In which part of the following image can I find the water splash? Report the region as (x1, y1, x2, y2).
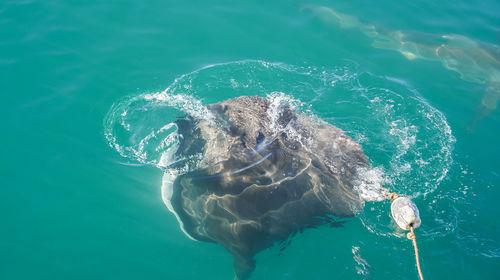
(104, 91, 215, 173)
(103, 60, 455, 236)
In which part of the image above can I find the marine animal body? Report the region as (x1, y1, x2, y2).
(300, 4, 500, 128)
(162, 96, 369, 279)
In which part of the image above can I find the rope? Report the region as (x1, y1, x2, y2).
(388, 192, 399, 201)
(408, 225, 424, 280)
(388, 192, 424, 280)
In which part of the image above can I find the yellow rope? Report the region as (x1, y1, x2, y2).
(388, 192, 399, 201)
(407, 225, 424, 280)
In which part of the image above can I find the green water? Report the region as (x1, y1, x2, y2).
(1, 1, 499, 279)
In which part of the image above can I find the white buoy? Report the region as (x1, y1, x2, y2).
(390, 197, 421, 230)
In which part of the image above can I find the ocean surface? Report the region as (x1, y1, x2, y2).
(1, 1, 500, 279)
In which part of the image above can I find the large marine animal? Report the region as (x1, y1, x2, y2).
(162, 96, 371, 279)
(300, 4, 500, 129)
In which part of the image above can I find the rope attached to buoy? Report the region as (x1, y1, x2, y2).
(407, 225, 424, 280)
(388, 192, 424, 280)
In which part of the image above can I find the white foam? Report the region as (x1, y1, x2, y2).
(143, 92, 215, 125)
(354, 167, 388, 201)
(103, 90, 213, 169)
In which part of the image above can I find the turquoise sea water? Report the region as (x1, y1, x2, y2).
(2, 1, 500, 279)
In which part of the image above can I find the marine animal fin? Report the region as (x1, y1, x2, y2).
(233, 256, 255, 280)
